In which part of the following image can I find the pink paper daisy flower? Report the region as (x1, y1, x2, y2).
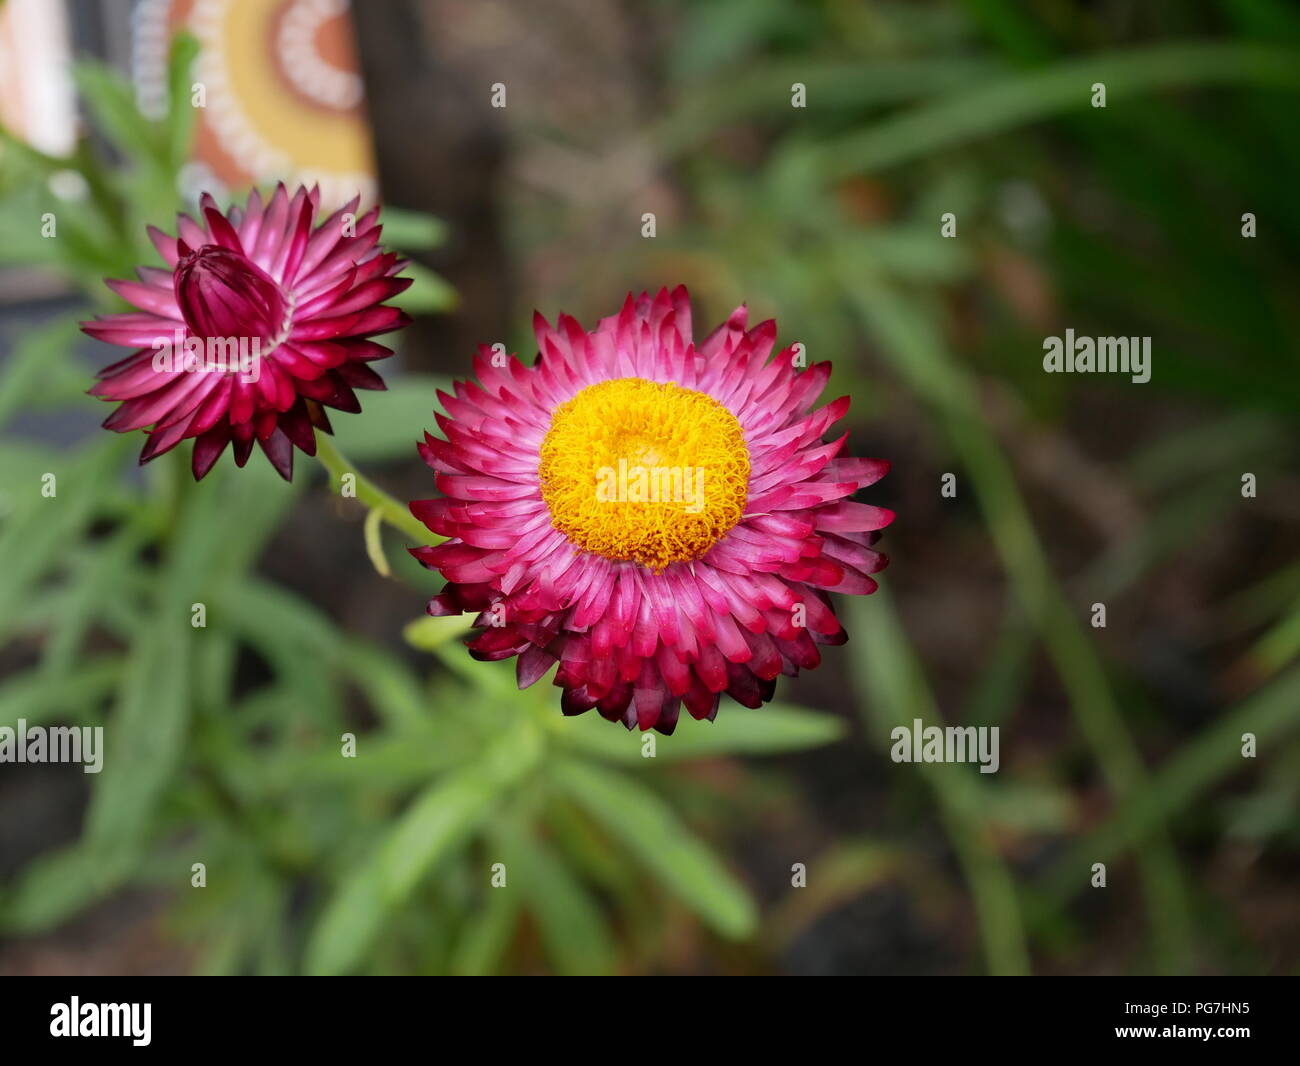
(411, 287, 893, 734)
(81, 184, 412, 480)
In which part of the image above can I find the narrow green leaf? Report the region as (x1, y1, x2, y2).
(326, 374, 448, 461)
(83, 457, 237, 858)
(0, 657, 122, 730)
(403, 613, 475, 652)
(72, 61, 166, 171)
(398, 261, 458, 315)
(553, 759, 757, 939)
(845, 592, 1032, 976)
(496, 825, 616, 975)
(0, 316, 83, 430)
(558, 701, 844, 763)
(165, 32, 201, 169)
(816, 43, 1300, 178)
(448, 891, 518, 976)
(0, 436, 133, 642)
(1248, 591, 1300, 675)
(304, 767, 501, 975)
(338, 639, 433, 730)
(0, 844, 131, 934)
(1040, 662, 1300, 902)
(380, 206, 449, 250)
(82, 596, 189, 855)
(305, 730, 541, 974)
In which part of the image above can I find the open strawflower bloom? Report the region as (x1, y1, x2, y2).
(81, 183, 411, 481)
(410, 287, 893, 733)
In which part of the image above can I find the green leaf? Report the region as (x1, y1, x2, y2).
(558, 701, 844, 763)
(72, 61, 166, 172)
(553, 759, 757, 939)
(40, 519, 152, 675)
(304, 767, 500, 975)
(0, 657, 122, 730)
(398, 261, 458, 315)
(304, 729, 542, 974)
(337, 639, 433, 730)
(327, 373, 448, 461)
(496, 824, 616, 975)
(217, 578, 343, 727)
(1248, 591, 1300, 675)
(656, 57, 996, 157)
(403, 613, 475, 652)
(0, 844, 131, 934)
(219, 579, 339, 658)
(448, 890, 518, 976)
(1039, 661, 1300, 902)
(0, 442, 62, 520)
(165, 32, 201, 169)
(0, 315, 84, 430)
(83, 458, 240, 859)
(380, 206, 448, 250)
(844, 592, 1032, 976)
(82, 590, 189, 856)
(0, 436, 133, 640)
(815, 42, 1300, 179)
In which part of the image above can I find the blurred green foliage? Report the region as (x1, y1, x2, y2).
(2, 1, 1299, 976)
(625, 0, 1300, 974)
(0, 31, 842, 976)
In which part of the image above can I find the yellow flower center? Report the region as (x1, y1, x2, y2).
(538, 377, 750, 570)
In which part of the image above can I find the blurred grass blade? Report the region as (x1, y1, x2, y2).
(403, 613, 475, 652)
(0, 316, 84, 431)
(82, 465, 232, 857)
(165, 32, 200, 169)
(378, 206, 449, 250)
(1245, 592, 1300, 676)
(449, 891, 519, 977)
(1039, 662, 1300, 904)
(0, 657, 121, 731)
(0, 436, 134, 646)
(305, 766, 501, 975)
(558, 701, 844, 762)
(838, 264, 1194, 973)
(553, 758, 757, 939)
(397, 262, 458, 315)
(0, 844, 132, 934)
(326, 373, 447, 462)
(495, 823, 617, 975)
(845, 592, 1032, 976)
(818, 42, 1300, 178)
(305, 729, 541, 975)
(72, 61, 167, 173)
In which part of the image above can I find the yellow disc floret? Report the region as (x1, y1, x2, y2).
(538, 377, 750, 569)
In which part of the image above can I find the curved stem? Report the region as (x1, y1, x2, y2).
(313, 431, 438, 546)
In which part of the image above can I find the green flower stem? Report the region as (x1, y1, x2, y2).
(313, 431, 439, 547)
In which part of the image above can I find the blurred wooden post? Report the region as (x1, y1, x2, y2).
(350, 0, 514, 374)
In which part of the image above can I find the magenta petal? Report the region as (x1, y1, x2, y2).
(258, 428, 294, 481)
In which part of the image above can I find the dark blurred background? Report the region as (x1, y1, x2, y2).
(0, 0, 1297, 976)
